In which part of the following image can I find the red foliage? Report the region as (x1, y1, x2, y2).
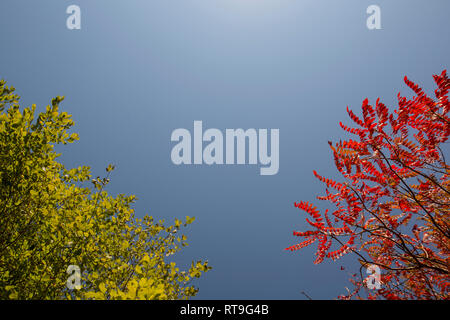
(287, 70, 450, 299)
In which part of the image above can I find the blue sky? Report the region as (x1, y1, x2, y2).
(0, 0, 448, 299)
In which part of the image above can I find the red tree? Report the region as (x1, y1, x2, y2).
(287, 70, 450, 299)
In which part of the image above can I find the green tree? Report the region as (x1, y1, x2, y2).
(0, 79, 211, 300)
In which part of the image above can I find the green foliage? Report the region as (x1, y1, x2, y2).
(0, 79, 211, 300)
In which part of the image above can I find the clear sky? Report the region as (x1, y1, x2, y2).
(0, 0, 448, 299)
